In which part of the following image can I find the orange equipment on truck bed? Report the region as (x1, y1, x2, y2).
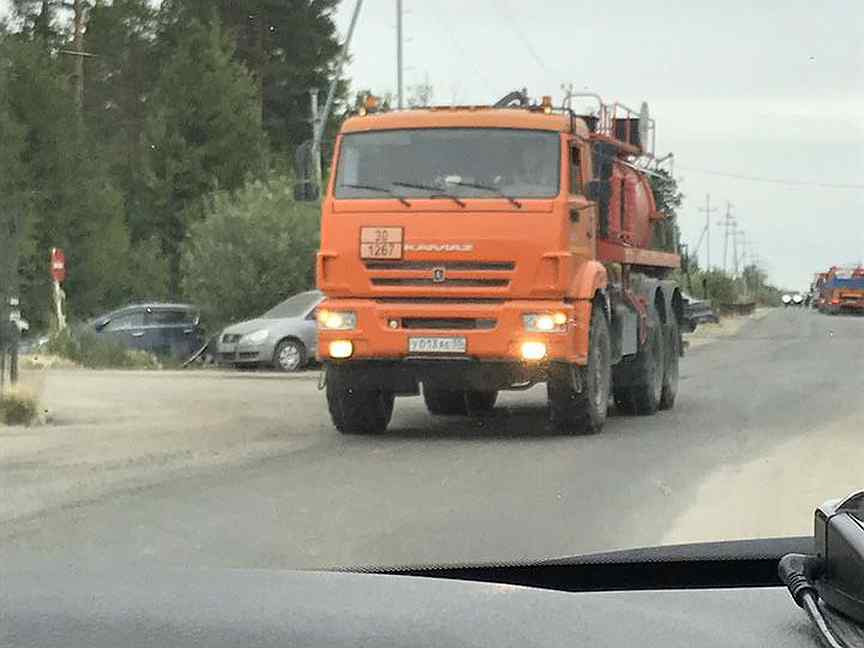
(308, 89, 683, 435)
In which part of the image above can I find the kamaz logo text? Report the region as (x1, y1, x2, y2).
(403, 243, 474, 252)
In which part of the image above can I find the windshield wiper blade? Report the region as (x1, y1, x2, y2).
(339, 183, 411, 207)
(446, 181, 522, 208)
(391, 181, 466, 207)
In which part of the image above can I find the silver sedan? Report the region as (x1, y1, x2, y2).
(217, 291, 323, 372)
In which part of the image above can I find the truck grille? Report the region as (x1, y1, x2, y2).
(372, 278, 508, 288)
(364, 260, 515, 271)
(366, 260, 514, 290)
(401, 318, 496, 330)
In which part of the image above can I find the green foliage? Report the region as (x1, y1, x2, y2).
(10, 0, 63, 44)
(47, 328, 160, 369)
(680, 263, 782, 308)
(181, 175, 319, 330)
(0, 390, 39, 426)
(0, 36, 132, 330)
(159, 0, 344, 152)
(648, 168, 683, 253)
(2, 1, 347, 331)
(82, 0, 158, 242)
(144, 19, 267, 292)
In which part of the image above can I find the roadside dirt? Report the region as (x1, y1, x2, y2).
(0, 369, 322, 523)
(683, 308, 772, 350)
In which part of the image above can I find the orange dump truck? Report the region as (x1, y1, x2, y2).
(819, 266, 864, 314)
(312, 90, 683, 435)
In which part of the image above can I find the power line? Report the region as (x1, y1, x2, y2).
(697, 194, 718, 271)
(491, 0, 550, 74)
(678, 165, 864, 190)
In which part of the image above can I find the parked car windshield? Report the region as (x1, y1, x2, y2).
(261, 292, 321, 319)
(335, 128, 561, 199)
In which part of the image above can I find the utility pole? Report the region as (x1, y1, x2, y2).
(308, 88, 321, 191)
(396, 0, 404, 109)
(717, 201, 735, 274)
(734, 229, 747, 276)
(311, 0, 363, 197)
(0, 207, 23, 392)
(60, 0, 96, 117)
(697, 194, 718, 271)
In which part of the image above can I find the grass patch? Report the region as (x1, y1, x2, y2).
(47, 329, 161, 370)
(0, 389, 39, 426)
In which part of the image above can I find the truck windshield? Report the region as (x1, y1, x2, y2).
(829, 277, 864, 290)
(335, 128, 560, 200)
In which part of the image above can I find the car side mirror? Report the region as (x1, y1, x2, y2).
(95, 319, 109, 331)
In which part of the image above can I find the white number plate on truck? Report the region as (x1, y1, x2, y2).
(408, 337, 467, 353)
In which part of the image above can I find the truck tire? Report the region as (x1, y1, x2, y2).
(659, 317, 680, 410)
(424, 388, 468, 415)
(326, 366, 394, 434)
(548, 306, 610, 434)
(614, 305, 664, 416)
(465, 390, 498, 415)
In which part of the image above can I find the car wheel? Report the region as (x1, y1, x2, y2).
(273, 339, 306, 372)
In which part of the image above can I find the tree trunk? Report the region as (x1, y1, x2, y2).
(71, 0, 85, 114)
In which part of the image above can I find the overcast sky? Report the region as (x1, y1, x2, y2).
(2, 0, 861, 288)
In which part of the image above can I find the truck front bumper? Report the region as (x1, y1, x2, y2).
(317, 298, 591, 366)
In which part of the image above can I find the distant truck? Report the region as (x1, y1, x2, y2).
(310, 90, 683, 435)
(818, 266, 864, 314)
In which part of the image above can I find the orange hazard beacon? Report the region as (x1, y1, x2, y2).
(312, 88, 683, 435)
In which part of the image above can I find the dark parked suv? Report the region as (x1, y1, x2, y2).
(90, 303, 204, 360)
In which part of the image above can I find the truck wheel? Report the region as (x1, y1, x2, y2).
(326, 366, 394, 435)
(423, 388, 468, 415)
(548, 306, 610, 434)
(465, 390, 498, 415)
(659, 317, 680, 410)
(616, 306, 664, 416)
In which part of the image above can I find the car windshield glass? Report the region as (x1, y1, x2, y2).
(2, 0, 861, 581)
(335, 128, 560, 200)
(261, 292, 321, 319)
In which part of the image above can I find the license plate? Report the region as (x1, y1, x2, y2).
(408, 337, 467, 354)
(360, 226, 403, 259)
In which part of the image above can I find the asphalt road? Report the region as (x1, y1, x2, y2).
(1, 308, 862, 570)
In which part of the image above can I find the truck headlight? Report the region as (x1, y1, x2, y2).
(317, 310, 357, 330)
(523, 312, 567, 332)
(520, 341, 548, 360)
(241, 329, 270, 344)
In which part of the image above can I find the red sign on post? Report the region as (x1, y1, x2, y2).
(51, 247, 66, 283)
